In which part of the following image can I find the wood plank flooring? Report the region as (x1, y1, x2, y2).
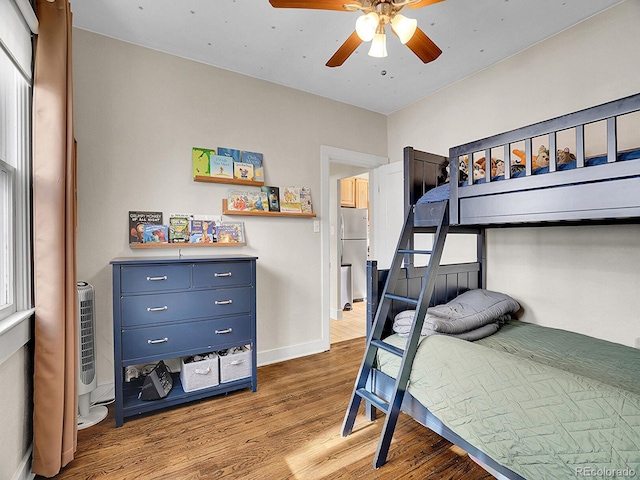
(42, 338, 492, 480)
(330, 301, 366, 344)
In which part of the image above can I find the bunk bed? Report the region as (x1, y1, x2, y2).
(349, 93, 640, 480)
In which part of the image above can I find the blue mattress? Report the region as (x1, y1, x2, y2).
(417, 148, 640, 204)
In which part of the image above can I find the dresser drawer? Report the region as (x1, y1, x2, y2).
(193, 261, 252, 288)
(121, 315, 252, 361)
(120, 287, 252, 327)
(121, 264, 190, 293)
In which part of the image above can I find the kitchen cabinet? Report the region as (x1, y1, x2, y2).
(341, 177, 368, 209)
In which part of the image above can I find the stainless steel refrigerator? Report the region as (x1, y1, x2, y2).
(340, 207, 368, 302)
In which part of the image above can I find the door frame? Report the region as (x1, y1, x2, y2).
(320, 145, 388, 351)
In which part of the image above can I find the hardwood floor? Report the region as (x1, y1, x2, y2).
(330, 301, 366, 344)
(43, 339, 493, 480)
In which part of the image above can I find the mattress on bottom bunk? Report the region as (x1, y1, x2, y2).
(377, 322, 640, 480)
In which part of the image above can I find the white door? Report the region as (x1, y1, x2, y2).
(371, 161, 404, 270)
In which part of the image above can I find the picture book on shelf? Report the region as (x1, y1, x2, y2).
(241, 151, 264, 182)
(217, 147, 240, 162)
(261, 186, 280, 212)
(190, 215, 222, 243)
(222, 222, 245, 243)
(192, 147, 215, 177)
(228, 190, 249, 211)
(300, 187, 313, 214)
(189, 219, 215, 243)
(233, 162, 254, 181)
(209, 155, 234, 179)
(169, 213, 192, 243)
(129, 211, 163, 244)
(247, 191, 268, 211)
(216, 222, 245, 244)
(280, 187, 302, 213)
(143, 224, 169, 243)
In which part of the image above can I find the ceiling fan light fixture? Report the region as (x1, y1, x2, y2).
(391, 13, 418, 44)
(355, 12, 379, 42)
(368, 30, 387, 58)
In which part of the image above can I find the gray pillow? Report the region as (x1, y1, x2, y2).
(424, 289, 519, 334)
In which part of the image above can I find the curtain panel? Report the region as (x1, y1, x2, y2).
(32, 0, 78, 476)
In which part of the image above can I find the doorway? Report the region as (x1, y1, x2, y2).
(320, 146, 388, 351)
(332, 173, 369, 344)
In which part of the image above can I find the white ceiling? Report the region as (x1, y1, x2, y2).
(70, 0, 623, 115)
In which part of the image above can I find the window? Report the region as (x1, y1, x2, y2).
(0, 0, 34, 360)
(0, 160, 15, 320)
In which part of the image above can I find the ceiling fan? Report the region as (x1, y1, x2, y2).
(268, 0, 445, 67)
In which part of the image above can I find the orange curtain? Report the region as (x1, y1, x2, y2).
(32, 0, 78, 476)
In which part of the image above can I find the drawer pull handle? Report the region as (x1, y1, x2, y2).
(195, 367, 211, 375)
(215, 300, 233, 305)
(214, 272, 232, 277)
(215, 328, 233, 335)
(146, 276, 168, 281)
(147, 306, 168, 312)
(147, 337, 168, 344)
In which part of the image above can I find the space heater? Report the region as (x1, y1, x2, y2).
(76, 281, 108, 429)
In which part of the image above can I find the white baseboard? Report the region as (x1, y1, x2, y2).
(11, 444, 34, 480)
(330, 308, 343, 320)
(257, 338, 329, 367)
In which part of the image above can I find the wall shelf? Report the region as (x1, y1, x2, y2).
(130, 241, 245, 249)
(194, 175, 264, 187)
(222, 199, 315, 217)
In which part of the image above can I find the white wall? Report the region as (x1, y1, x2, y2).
(0, 348, 32, 480)
(387, 0, 640, 346)
(73, 29, 387, 386)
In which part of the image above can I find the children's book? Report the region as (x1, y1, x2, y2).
(216, 223, 244, 244)
(280, 187, 302, 213)
(189, 219, 215, 244)
(228, 190, 249, 211)
(129, 211, 163, 244)
(169, 213, 191, 243)
(192, 147, 215, 177)
(209, 155, 234, 178)
(299, 187, 313, 214)
(241, 151, 264, 182)
(233, 162, 254, 181)
(143, 224, 169, 243)
(261, 186, 280, 212)
(246, 191, 268, 212)
(217, 148, 241, 162)
(222, 222, 245, 243)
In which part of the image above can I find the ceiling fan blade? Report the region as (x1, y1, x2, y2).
(407, 0, 446, 9)
(405, 27, 442, 64)
(326, 31, 362, 67)
(269, 0, 357, 10)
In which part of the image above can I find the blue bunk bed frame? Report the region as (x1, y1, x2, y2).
(366, 92, 640, 479)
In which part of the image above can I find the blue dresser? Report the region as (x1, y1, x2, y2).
(111, 255, 258, 427)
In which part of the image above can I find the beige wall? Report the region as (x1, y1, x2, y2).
(0, 347, 32, 480)
(73, 29, 387, 386)
(387, 0, 640, 346)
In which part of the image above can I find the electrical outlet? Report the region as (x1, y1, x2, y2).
(635, 338, 640, 349)
(313, 220, 320, 233)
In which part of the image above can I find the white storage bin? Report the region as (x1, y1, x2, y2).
(219, 347, 251, 383)
(180, 353, 219, 392)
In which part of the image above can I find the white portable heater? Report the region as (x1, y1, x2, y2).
(76, 281, 107, 429)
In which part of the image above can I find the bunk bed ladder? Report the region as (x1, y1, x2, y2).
(341, 199, 450, 469)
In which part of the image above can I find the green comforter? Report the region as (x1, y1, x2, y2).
(377, 321, 640, 480)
